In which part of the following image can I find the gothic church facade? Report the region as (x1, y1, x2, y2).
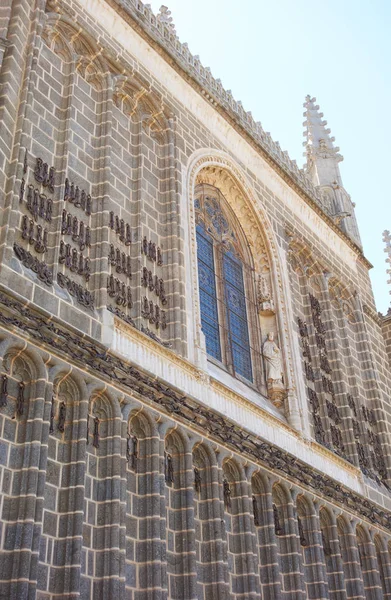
(0, 1, 391, 599)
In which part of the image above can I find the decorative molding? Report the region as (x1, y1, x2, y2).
(0, 289, 389, 532)
(44, 4, 370, 264)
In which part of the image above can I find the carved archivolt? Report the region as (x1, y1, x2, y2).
(186, 149, 298, 400)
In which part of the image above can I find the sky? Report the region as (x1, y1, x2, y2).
(149, 0, 391, 313)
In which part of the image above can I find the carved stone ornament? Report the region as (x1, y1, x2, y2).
(262, 332, 285, 408)
(1, 290, 391, 528)
(258, 273, 275, 315)
(57, 272, 94, 309)
(13, 243, 53, 285)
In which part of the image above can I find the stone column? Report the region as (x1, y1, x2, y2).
(251, 473, 282, 600)
(319, 508, 347, 600)
(337, 517, 365, 600)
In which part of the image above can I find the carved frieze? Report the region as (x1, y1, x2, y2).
(61, 210, 91, 250)
(64, 179, 91, 215)
(1, 291, 391, 530)
(21, 217, 48, 254)
(59, 242, 90, 281)
(26, 185, 52, 222)
(57, 272, 94, 309)
(34, 157, 55, 193)
(108, 245, 132, 279)
(13, 243, 53, 285)
(107, 274, 133, 309)
(109, 212, 131, 245)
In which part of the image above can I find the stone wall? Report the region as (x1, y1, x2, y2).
(0, 0, 391, 598)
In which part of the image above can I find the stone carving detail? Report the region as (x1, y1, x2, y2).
(273, 504, 283, 536)
(16, 381, 25, 416)
(57, 401, 66, 432)
(61, 210, 91, 250)
(92, 416, 100, 448)
(34, 157, 55, 193)
(305, 362, 315, 382)
(142, 237, 163, 265)
(13, 243, 53, 285)
(223, 477, 231, 509)
(23, 148, 28, 175)
(59, 242, 90, 281)
(21, 217, 48, 254)
(262, 332, 285, 408)
(252, 495, 260, 526)
(258, 273, 274, 314)
(140, 325, 171, 348)
(127, 434, 138, 470)
(141, 297, 166, 330)
(107, 305, 136, 328)
(57, 272, 94, 309)
(2, 291, 391, 528)
(347, 394, 357, 416)
(107, 275, 133, 309)
(26, 185, 52, 222)
(109, 212, 131, 245)
(64, 179, 91, 215)
(331, 425, 345, 455)
(164, 451, 174, 484)
(108, 245, 132, 278)
(141, 268, 167, 304)
(0, 375, 8, 407)
(298, 516, 307, 546)
(194, 467, 201, 493)
(19, 178, 25, 203)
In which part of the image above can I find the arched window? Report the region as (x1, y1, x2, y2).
(195, 184, 254, 382)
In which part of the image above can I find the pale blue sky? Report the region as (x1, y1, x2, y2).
(149, 0, 391, 313)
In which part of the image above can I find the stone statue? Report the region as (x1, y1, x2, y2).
(262, 332, 283, 385)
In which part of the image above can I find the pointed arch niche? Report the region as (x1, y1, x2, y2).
(186, 151, 301, 425)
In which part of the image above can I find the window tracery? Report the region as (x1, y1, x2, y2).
(194, 184, 254, 383)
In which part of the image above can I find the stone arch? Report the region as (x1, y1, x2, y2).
(297, 495, 329, 599)
(337, 516, 366, 599)
(164, 427, 197, 599)
(113, 74, 170, 144)
(186, 149, 302, 428)
(192, 442, 229, 599)
(38, 369, 88, 598)
(0, 343, 48, 598)
(319, 506, 346, 599)
(272, 483, 306, 598)
(222, 458, 260, 599)
(124, 408, 165, 596)
(251, 472, 282, 599)
(43, 13, 110, 88)
(81, 389, 125, 598)
(374, 534, 391, 597)
(356, 524, 383, 600)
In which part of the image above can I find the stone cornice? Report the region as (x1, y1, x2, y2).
(101, 0, 371, 268)
(1, 287, 390, 532)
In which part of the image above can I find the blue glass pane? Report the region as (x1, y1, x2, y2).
(200, 318, 221, 360)
(223, 253, 252, 381)
(197, 227, 221, 362)
(232, 343, 252, 381)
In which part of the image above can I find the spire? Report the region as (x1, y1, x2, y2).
(302, 95, 343, 187)
(302, 95, 362, 248)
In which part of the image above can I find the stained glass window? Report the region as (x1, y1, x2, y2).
(196, 224, 221, 361)
(223, 252, 252, 381)
(195, 184, 253, 383)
